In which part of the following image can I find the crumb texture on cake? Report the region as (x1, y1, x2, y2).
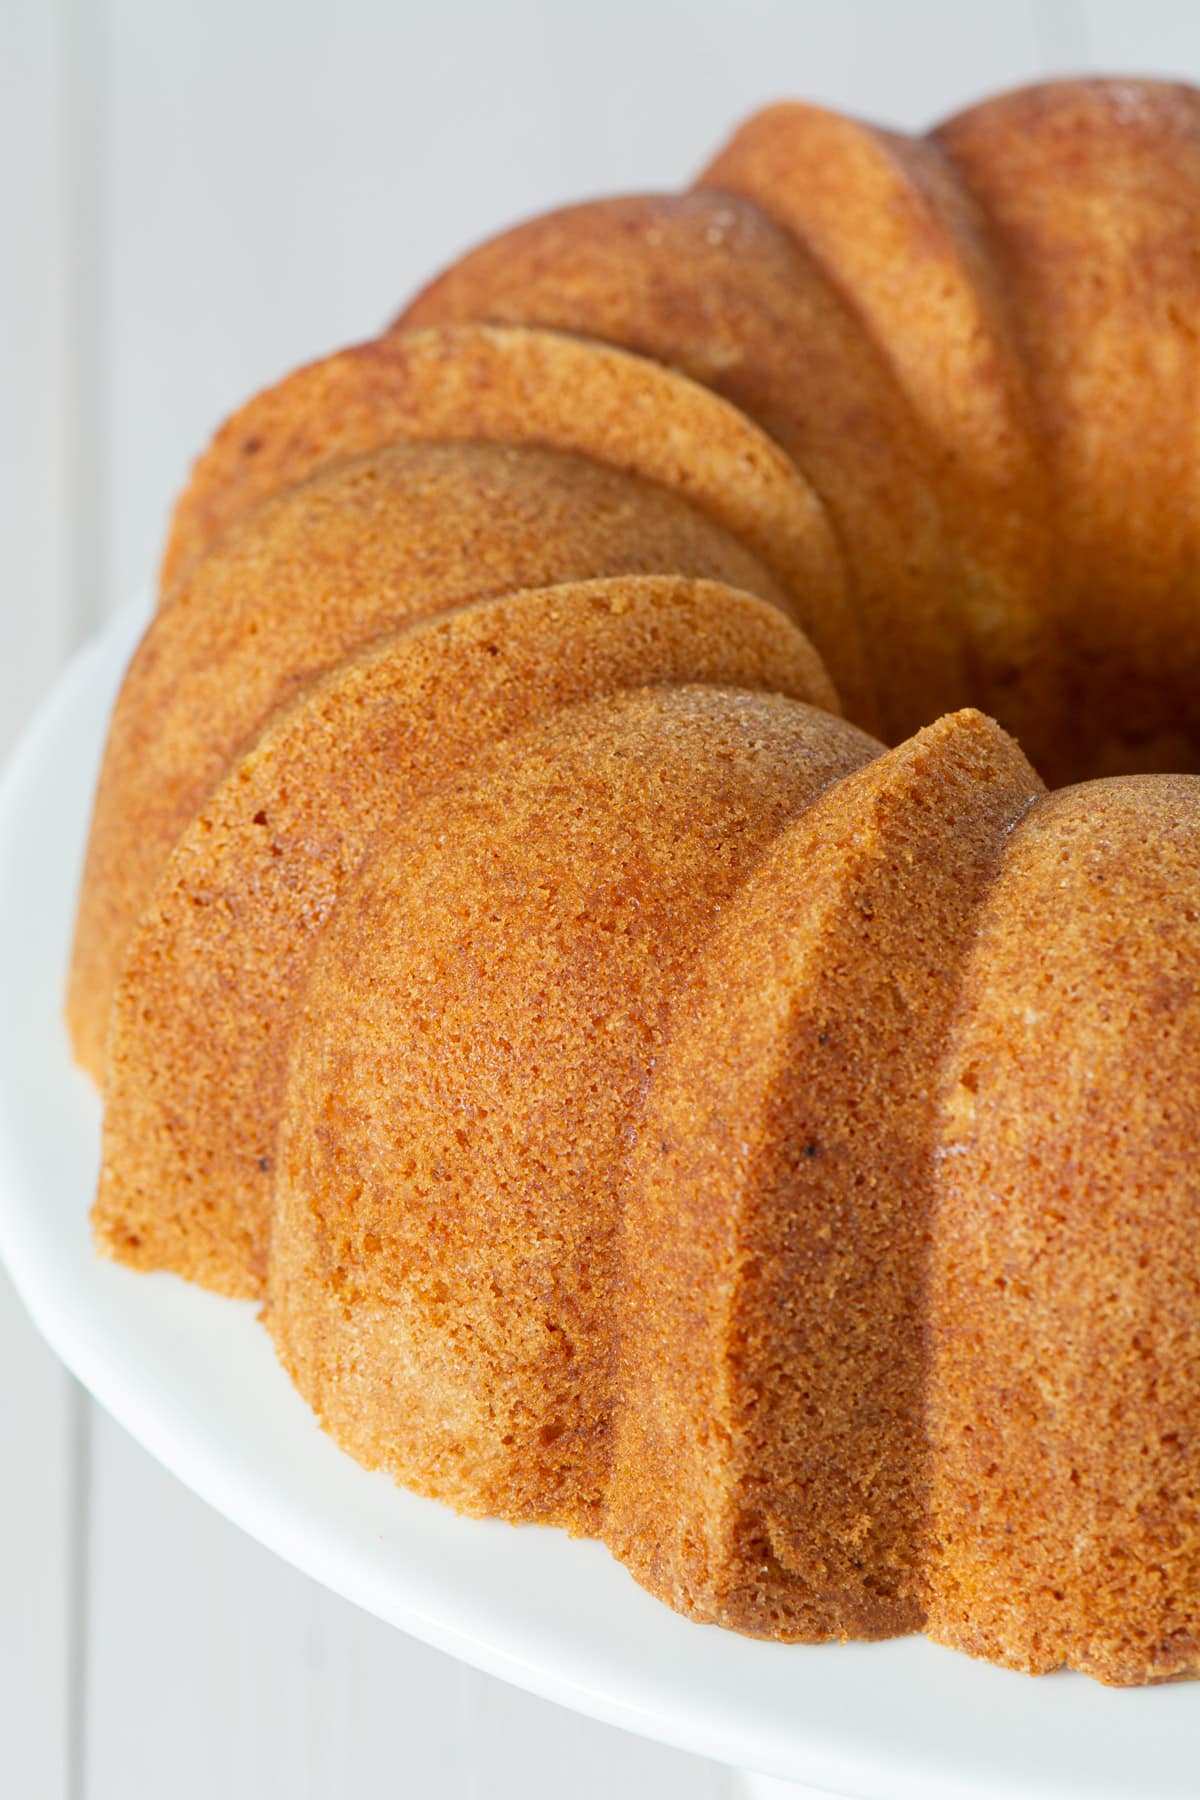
(71, 77, 1200, 1686)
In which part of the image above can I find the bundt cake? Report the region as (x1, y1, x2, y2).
(69, 76, 1200, 1687)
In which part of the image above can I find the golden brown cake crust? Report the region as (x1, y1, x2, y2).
(158, 325, 865, 722)
(66, 440, 797, 1082)
(927, 773, 1200, 1684)
(399, 191, 967, 747)
(267, 689, 879, 1530)
(95, 577, 836, 1296)
(934, 79, 1200, 778)
(698, 100, 1063, 774)
(607, 710, 1042, 1643)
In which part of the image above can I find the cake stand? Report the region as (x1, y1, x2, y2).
(0, 597, 1196, 1800)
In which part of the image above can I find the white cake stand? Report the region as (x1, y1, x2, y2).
(0, 598, 1196, 1800)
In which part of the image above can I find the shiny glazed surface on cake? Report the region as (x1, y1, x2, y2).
(70, 77, 1200, 1686)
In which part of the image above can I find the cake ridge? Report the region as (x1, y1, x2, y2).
(95, 575, 837, 1295)
(926, 771, 1200, 1683)
(606, 708, 1043, 1643)
(697, 93, 1056, 758)
(266, 685, 879, 1527)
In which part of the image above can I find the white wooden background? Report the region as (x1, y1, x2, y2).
(4, 4, 1200, 1796)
